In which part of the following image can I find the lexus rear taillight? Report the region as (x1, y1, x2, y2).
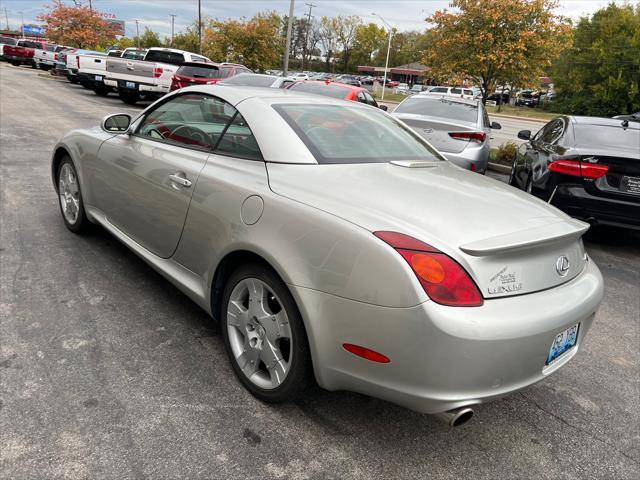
(374, 231, 483, 307)
(448, 131, 486, 143)
(153, 66, 163, 78)
(548, 159, 608, 179)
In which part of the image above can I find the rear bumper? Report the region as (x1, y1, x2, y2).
(291, 257, 603, 414)
(550, 183, 640, 230)
(4, 55, 33, 64)
(442, 144, 489, 174)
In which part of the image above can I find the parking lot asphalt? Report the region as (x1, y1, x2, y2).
(1, 63, 639, 480)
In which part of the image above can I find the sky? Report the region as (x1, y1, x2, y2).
(1, 0, 637, 39)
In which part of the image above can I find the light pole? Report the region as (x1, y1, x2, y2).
(170, 14, 176, 46)
(134, 19, 140, 46)
(19, 11, 24, 37)
(283, 0, 295, 77)
(198, 0, 202, 55)
(373, 12, 393, 101)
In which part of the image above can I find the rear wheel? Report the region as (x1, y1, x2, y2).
(67, 75, 78, 84)
(93, 84, 111, 97)
(57, 157, 90, 234)
(10, 61, 20, 67)
(221, 264, 312, 403)
(118, 89, 140, 105)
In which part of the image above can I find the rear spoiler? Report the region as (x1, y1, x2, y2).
(459, 219, 589, 256)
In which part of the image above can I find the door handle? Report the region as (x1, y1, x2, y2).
(169, 173, 192, 188)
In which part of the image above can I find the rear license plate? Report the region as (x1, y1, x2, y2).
(620, 176, 640, 194)
(125, 81, 136, 89)
(546, 323, 579, 365)
(95, 75, 103, 81)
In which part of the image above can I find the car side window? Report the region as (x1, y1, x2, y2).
(539, 119, 564, 144)
(137, 93, 236, 150)
(356, 91, 367, 104)
(214, 112, 263, 160)
(363, 91, 378, 106)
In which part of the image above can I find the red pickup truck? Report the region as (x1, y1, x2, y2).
(3, 39, 46, 67)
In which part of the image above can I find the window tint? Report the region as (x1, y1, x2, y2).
(122, 49, 146, 60)
(0, 37, 16, 45)
(219, 74, 277, 87)
(137, 93, 236, 150)
(395, 97, 478, 123)
(144, 50, 185, 65)
(430, 87, 448, 93)
(190, 55, 208, 63)
(108, 50, 122, 57)
(274, 104, 443, 164)
(363, 91, 377, 106)
(450, 88, 462, 94)
(177, 65, 220, 78)
(538, 119, 564, 144)
(215, 113, 262, 160)
(288, 82, 351, 99)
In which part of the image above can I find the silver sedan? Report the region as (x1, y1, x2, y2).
(51, 86, 603, 426)
(392, 95, 501, 174)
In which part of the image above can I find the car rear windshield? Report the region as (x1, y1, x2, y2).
(395, 97, 478, 123)
(288, 82, 352, 99)
(0, 37, 16, 45)
(44, 44, 56, 51)
(219, 74, 276, 87)
(177, 65, 222, 78)
(122, 50, 146, 60)
(144, 50, 185, 65)
(573, 124, 640, 153)
(273, 104, 443, 164)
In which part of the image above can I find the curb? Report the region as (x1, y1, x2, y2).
(488, 162, 512, 174)
(488, 112, 549, 123)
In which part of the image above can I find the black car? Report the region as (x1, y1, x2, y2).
(516, 91, 540, 107)
(487, 92, 509, 104)
(509, 116, 640, 230)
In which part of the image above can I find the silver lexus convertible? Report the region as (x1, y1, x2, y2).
(51, 86, 603, 426)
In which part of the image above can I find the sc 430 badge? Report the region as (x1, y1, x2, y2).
(487, 265, 523, 295)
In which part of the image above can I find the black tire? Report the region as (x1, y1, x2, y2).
(118, 89, 139, 105)
(93, 84, 111, 97)
(56, 156, 91, 234)
(67, 75, 78, 84)
(221, 263, 312, 403)
(11, 61, 20, 67)
(39, 64, 51, 71)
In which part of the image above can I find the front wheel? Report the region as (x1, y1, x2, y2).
(93, 84, 111, 96)
(57, 157, 91, 233)
(221, 264, 312, 403)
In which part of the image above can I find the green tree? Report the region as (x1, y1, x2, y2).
(423, 0, 572, 103)
(168, 22, 200, 52)
(203, 12, 283, 71)
(135, 27, 161, 49)
(351, 23, 387, 67)
(113, 36, 135, 50)
(552, 3, 640, 116)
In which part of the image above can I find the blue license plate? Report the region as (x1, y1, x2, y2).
(546, 323, 579, 365)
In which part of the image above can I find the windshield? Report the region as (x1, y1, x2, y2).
(395, 97, 478, 123)
(273, 104, 443, 164)
(219, 74, 276, 87)
(288, 82, 351, 99)
(177, 65, 222, 78)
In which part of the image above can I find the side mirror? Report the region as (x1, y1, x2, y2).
(517, 129, 531, 140)
(490, 121, 502, 130)
(101, 113, 131, 133)
(379, 104, 388, 112)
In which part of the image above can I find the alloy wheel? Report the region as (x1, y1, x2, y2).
(58, 163, 80, 225)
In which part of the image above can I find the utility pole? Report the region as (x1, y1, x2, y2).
(88, 0, 92, 12)
(170, 14, 176, 46)
(197, 0, 202, 54)
(4, 8, 9, 31)
(373, 13, 393, 101)
(134, 19, 140, 47)
(302, 2, 316, 71)
(283, 0, 295, 76)
(19, 11, 24, 37)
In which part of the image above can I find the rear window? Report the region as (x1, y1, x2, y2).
(144, 50, 185, 65)
(573, 124, 640, 153)
(219, 74, 276, 87)
(0, 37, 16, 45)
(395, 97, 478, 123)
(429, 87, 448, 93)
(464, 90, 473, 95)
(177, 64, 221, 78)
(288, 82, 352, 99)
(122, 50, 146, 60)
(273, 104, 442, 164)
(450, 88, 462, 94)
(18, 40, 41, 48)
(45, 44, 56, 51)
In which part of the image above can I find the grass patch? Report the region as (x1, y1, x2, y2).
(486, 105, 559, 121)
(372, 91, 408, 103)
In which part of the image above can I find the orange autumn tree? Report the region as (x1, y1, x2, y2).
(423, 0, 572, 103)
(38, 0, 119, 49)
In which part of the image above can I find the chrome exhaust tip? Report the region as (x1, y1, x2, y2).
(435, 407, 474, 427)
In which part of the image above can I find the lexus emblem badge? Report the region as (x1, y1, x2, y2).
(556, 256, 570, 277)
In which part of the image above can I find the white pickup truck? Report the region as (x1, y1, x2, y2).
(34, 44, 67, 71)
(77, 47, 147, 96)
(65, 49, 104, 84)
(104, 47, 211, 105)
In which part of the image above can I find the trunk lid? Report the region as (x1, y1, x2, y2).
(267, 161, 588, 299)
(394, 113, 476, 153)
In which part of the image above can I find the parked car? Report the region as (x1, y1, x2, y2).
(392, 95, 501, 173)
(65, 49, 103, 84)
(34, 44, 68, 71)
(104, 47, 211, 104)
(385, 80, 399, 88)
(0, 36, 17, 59)
(288, 72, 309, 80)
(335, 74, 361, 87)
(409, 84, 429, 94)
(3, 39, 45, 67)
(51, 47, 74, 77)
(170, 62, 251, 91)
(77, 48, 147, 96)
(217, 73, 294, 89)
(397, 83, 410, 94)
(509, 116, 640, 229)
(286, 80, 387, 110)
(424, 86, 475, 100)
(50, 86, 603, 426)
(515, 90, 540, 107)
(487, 92, 510, 104)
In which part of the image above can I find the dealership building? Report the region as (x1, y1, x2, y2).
(357, 62, 433, 85)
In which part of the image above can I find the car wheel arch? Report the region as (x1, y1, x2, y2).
(51, 146, 74, 192)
